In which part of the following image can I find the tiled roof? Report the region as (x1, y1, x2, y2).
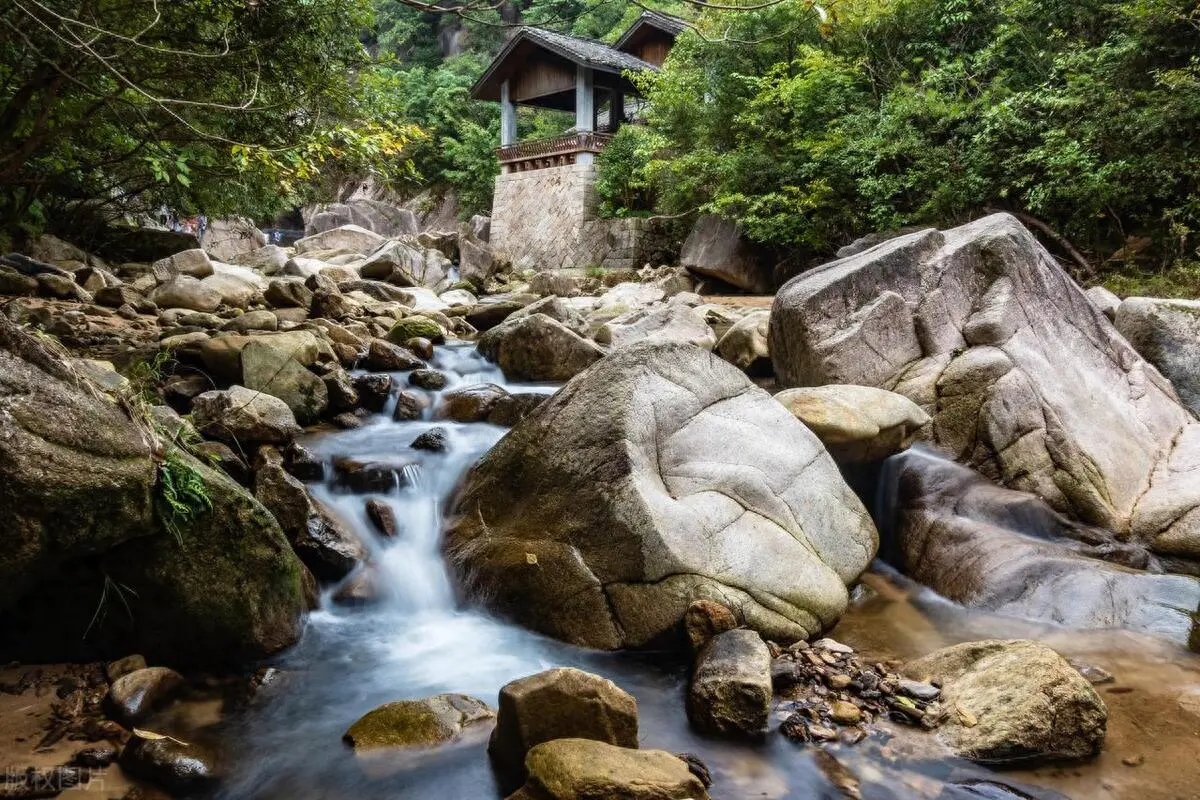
(614, 10, 689, 50)
(522, 27, 658, 74)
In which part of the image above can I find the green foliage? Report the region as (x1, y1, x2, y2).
(123, 350, 175, 406)
(615, 0, 1200, 270)
(1102, 262, 1200, 300)
(1, 0, 419, 236)
(157, 451, 213, 544)
(596, 125, 665, 217)
(84, 574, 138, 640)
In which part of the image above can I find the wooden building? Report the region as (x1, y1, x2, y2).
(471, 13, 686, 173)
(472, 14, 686, 273)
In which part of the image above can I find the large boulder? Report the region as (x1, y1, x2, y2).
(305, 200, 419, 238)
(770, 213, 1200, 560)
(1115, 297, 1200, 417)
(151, 275, 222, 312)
(880, 450, 1200, 650)
(775, 385, 930, 462)
(294, 224, 386, 256)
(232, 244, 289, 275)
(507, 739, 711, 800)
(687, 629, 772, 738)
(715, 310, 771, 374)
(190, 385, 302, 446)
(477, 314, 605, 383)
(0, 317, 156, 609)
(0, 323, 306, 667)
(680, 214, 772, 294)
(241, 340, 328, 424)
(200, 217, 267, 262)
(151, 248, 213, 281)
(489, 668, 638, 783)
(444, 344, 878, 649)
(200, 263, 264, 309)
(459, 234, 497, 288)
(596, 305, 717, 351)
(905, 640, 1107, 764)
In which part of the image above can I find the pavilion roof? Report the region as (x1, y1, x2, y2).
(613, 10, 689, 51)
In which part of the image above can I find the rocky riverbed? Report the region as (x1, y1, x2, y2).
(0, 212, 1198, 799)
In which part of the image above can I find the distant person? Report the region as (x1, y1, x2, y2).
(198, 214, 209, 239)
(272, 230, 282, 244)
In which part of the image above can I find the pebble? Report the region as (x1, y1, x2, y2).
(1123, 754, 1145, 767)
(898, 679, 940, 702)
(830, 701, 862, 725)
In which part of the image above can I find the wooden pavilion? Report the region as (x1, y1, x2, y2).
(471, 12, 686, 173)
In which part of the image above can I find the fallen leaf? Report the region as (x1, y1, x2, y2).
(955, 702, 978, 728)
(525, 553, 538, 565)
(132, 728, 190, 746)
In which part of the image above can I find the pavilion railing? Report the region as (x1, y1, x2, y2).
(497, 131, 614, 172)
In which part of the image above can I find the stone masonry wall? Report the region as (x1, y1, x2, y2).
(491, 163, 676, 271)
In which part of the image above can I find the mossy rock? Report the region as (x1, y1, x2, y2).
(343, 694, 494, 751)
(386, 315, 444, 345)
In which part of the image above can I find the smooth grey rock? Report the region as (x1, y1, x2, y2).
(477, 313, 604, 383)
(191, 385, 302, 445)
(445, 343, 878, 649)
(680, 214, 772, 293)
(1115, 296, 1200, 417)
(106, 667, 184, 726)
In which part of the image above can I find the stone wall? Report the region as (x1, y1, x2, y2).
(491, 163, 676, 271)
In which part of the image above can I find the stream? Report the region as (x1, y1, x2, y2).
(211, 344, 1200, 800)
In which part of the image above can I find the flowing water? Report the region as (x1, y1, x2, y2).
(212, 344, 1200, 800)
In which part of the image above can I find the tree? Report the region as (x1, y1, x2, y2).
(1, 0, 418, 240)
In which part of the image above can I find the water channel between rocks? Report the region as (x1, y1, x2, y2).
(211, 344, 1200, 800)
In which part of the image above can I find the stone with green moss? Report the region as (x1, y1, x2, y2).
(386, 315, 445, 345)
(508, 739, 711, 800)
(343, 694, 494, 751)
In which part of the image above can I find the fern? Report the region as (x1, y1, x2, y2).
(157, 451, 213, 544)
(84, 574, 138, 640)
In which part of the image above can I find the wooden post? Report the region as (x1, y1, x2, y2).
(575, 66, 595, 133)
(611, 89, 626, 131)
(500, 80, 518, 148)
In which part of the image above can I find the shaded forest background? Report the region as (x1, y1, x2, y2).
(2, 0, 1198, 289)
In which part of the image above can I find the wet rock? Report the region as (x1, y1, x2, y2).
(333, 411, 369, 429)
(688, 629, 771, 738)
(905, 639, 1107, 764)
(436, 384, 508, 423)
(508, 739, 711, 800)
(775, 385, 930, 462)
(898, 679, 941, 702)
(72, 744, 119, 767)
(283, 442, 324, 481)
(241, 341, 328, 424)
(770, 212, 1200, 560)
(106, 667, 185, 726)
(684, 599, 737, 655)
(296, 506, 364, 582)
(151, 275, 222, 312)
(406, 336, 434, 359)
(331, 456, 411, 493)
(191, 441, 251, 485)
(408, 369, 447, 390)
(883, 450, 1200, 650)
(410, 427, 448, 452)
(477, 313, 605, 383)
(489, 668, 638, 783)
(716, 310, 771, 375)
(320, 364, 359, 414)
(393, 390, 430, 422)
(486, 393, 547, 428)
(332, 567, 384, 607)
(343, 694, 494, 751)
(445, 344, 878, 649)
(365, 499, 398, 538)
(352, 373, 393, 412)
(387, 315, 445, 345)
(364, 338, 424, 371)
(120, 733, 220, 795)
(106, 655, 147, 683)
(190, 385, 301, 446)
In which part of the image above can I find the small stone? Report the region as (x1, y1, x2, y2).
(408, 369, 447, 390)
(365, 499, 398, 538)
(344, 694, 494, 751)
(1123, 754, 1145, 767)
(828, 673, 852, 690)
(683, 599, 737, 655)
(120, 734, 220, 795)
(411, 427, 448, 452)
(1070, 660, 1115, 685)
(830, 700, 862, 725)
(815, 638, 854, 655)
(352, 373, 393, 412)
(106, 655, 147, 683)
(406, 337, 434, 359)
(106, 667, 185, 726)
(73, 745, 119, 767)
(393, 390, 429, 421)
(898, 679, 940, 701)
(365, 338, 424, 371)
